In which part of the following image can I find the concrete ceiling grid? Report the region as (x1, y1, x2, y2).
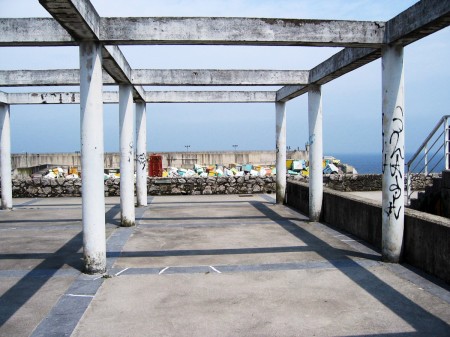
(0, 0, 448, 102)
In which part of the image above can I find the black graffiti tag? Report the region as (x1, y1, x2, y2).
(135, 153, 147, 171)
(384, 106, 404, 220)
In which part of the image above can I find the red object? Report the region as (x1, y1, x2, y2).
(149, 154, 163, 177)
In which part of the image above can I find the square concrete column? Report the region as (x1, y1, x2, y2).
(381, 45, 405, 263)
(79, 42, 106, 274)
(275, 102, 287, 204)
(135, 102, 147, 207)
(119, 84, 135, 226)
(308, 85, 323, 221)
(0, 104, 12, 210)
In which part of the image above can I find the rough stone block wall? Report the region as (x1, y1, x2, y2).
(287, 173, 436, 192)
(1, 173, 436, 198)
(6, 176, 276, 198)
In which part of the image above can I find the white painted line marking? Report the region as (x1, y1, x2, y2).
(334, 234, 347, 237)
(159, 267, 170, 275)
(341, 239, 356, 242)
(66, 294, 94, 298)
(210, 266, 222, 274)
(115, 268, 129, 276)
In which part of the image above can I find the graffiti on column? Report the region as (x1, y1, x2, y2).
(382, 106, 404, 220)
(136, 152, 147, 171)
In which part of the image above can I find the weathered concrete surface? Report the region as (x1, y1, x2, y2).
(0, 18, 75, 46)
(6, 91, 119, 105)
(100, 17, 385, 47)
(133, 69, 309, 86)
(1, 195, 450, 336)
(5, 91, 276, 104)
(145, 90, 276, 103)
(73, 194, 450, 336)
(0, 197, 118, 337)
(0, 69, 115, 87)
(0, 69, 308, 87)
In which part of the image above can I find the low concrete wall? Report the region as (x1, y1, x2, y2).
(7, 176, 276, 198)
(286, 181, 450, 284)
(11, 150, 308, 172)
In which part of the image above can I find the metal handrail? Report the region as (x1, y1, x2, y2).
(406, 115, 449, 205)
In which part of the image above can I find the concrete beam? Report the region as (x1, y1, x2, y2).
(0, 18, 75, 46)
(5, 91, 276, 104)
(132, 69, 309, 86)
(39, 0, 100, 40)
(145, 91, 276, 103)
(0, 69, 309, 87)
(39, 0, 145, 102)
(385, 0, 450, 45)
(0, 70, 115, 87)
(276, 48, 381, 102)
(101, 17, 385, 47)
(6, 92, 119, 105)
(276, 0, 450, 102)
(0, 92, 8, 104)
(102, 46, 146, 102)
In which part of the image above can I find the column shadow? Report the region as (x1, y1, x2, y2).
(249, 200, 450, 335)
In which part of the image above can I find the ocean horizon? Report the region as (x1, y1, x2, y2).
(330, 152, 446, 174)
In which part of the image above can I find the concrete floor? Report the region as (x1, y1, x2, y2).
(0, 195, 449, 336)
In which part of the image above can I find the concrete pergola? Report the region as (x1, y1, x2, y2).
(0, 0, 449, 273)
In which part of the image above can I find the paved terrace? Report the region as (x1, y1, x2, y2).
(1, 195, 449, 336)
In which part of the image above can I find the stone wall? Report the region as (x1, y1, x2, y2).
(7, 176, 276, 198)
(288, 173, 437, 192)
(2, 173, 437, 198)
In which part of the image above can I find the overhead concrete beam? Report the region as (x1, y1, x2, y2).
(385, 0, 450, 45)
(39, 0, 145, 102)
(145, 91, 276, 103)
(277, 47, 382, 101)
(102, 46, 146, 101)
(101, 17, 385, 47)
(6, 91, 275, 104)
(0, 70, 115, 87)
(0, 92, 8, 104)
(132, 69, 309, 86)
(39, 0, 100, 40)
(276, 0, 450, 102)
(0, 69, 309, 87)
(6, 92, 119, 105)
(0, 18, 75, 46)
(276, 85, 307, 103)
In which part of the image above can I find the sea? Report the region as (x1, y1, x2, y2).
(329, 153, 446, 174)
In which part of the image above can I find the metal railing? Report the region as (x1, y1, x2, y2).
(406, 115, 449, 205)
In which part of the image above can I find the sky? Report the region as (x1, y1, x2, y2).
(0, 0, 449, 156)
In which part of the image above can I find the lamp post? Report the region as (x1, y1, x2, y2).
(232, 145, 238, 151)
(185, 145, 190, 152)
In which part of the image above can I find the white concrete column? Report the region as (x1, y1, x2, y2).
(381, 45, 405, 263)
(275, 102, 286, 204)
(79, 42, 106, 274)
(308, 85, 323, 221)
(119, 84, 135, 226)
(135, 102, 147, 207)
(0, 104, 12, 210)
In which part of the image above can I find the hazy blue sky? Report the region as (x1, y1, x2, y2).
(1, 0, 449, 156)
